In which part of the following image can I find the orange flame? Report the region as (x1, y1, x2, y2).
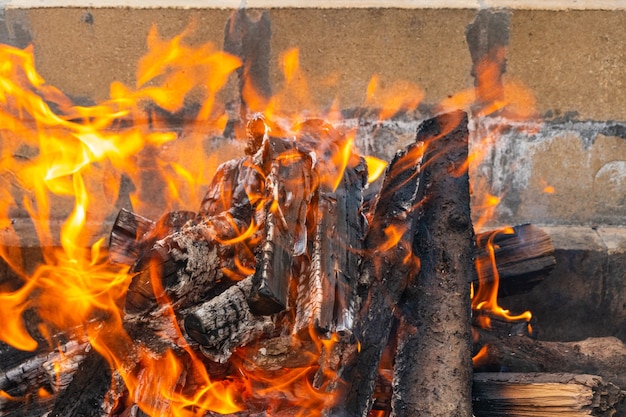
(472, 226, 532, 328)
(365, 75, 424, 120)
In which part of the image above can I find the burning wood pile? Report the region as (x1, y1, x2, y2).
(4, 107, 623, 417)
(0, 9, 625, 415)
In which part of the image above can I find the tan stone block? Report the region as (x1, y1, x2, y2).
(508, 10, 626, 120)
(518, 132, 626, 225)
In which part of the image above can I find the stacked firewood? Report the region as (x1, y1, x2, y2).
(0, 111, 624, 417)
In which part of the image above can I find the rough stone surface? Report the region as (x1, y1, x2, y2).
(470, 119, 626, 228)
(508, 10, 626, 120)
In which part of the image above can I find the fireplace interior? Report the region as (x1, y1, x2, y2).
(0, 1, 625, 416)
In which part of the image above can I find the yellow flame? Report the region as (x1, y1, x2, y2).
(364, 155, 388, 184)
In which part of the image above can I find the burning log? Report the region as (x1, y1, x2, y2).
(325, 137, 424, 416)
(124, 216, 241, 314)
(393, 110, 474, 417)
(294, 144, 367, 335)
(473, 223, 555, 297)
(247, 136, 313, 315)
(47, 349, 117, 417)
(0, 340, 90, 417)
(183, 276, 274, 363)
(108, 209, 157, 266)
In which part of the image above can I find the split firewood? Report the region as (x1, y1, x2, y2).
(476, 333, 626, 389)
(473, 223, 555, 297)
(393, 110, 474, 417)
(294, 122, 367, 334)
(472, 373, 624, 417)
(247, 136, 313, 315)
(326, 130, 425, 415)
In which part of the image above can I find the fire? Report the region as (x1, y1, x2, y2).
(0, 19, 539, 417)
(365, 75, 424, 120)
(472, 226, 533, 329)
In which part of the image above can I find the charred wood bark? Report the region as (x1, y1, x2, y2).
(248, 138, 313, 315)
(393, 110, 474, 417)
(472, 373, 624, 417)
(183, 276, 274, 363)
(294, 158, 367, 334)
(326, 136, 424, 416)
(47, 349, 116, 417)
(0, 340, 89, 416)
(124, 218, 238, 315)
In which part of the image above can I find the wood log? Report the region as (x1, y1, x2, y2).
(248, 136, 313, 315)
(47, 349, 116, 417)
(476, 334, 626, 389)
(392, 110, 474, 417)
(472, 373, 624, 417)
(326, 134, 424, 416)
(294, 154, 367, 335)
(473, 224, 555, 297)
(124, 218, 239, 315)
(183, 276, 274, 363)
(108, 209, 156, 266)
(0, 339, 89, 416)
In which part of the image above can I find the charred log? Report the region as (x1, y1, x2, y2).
(0, 340, 89, 417)
(248, 137, 313, 315)
(47, 349, 115, 417)
(124, 218, 239, 315)
(183, 276, 274, 363)
(326, 136, 424, 416)
(393, 110, 474, 417)
(108, 209, 156, 266)
(294, 158, 367, 335)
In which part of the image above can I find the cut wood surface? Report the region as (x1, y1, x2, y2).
(472, 373, 624, 417)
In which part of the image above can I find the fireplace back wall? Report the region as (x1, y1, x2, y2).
(0, 1, 625, 343)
